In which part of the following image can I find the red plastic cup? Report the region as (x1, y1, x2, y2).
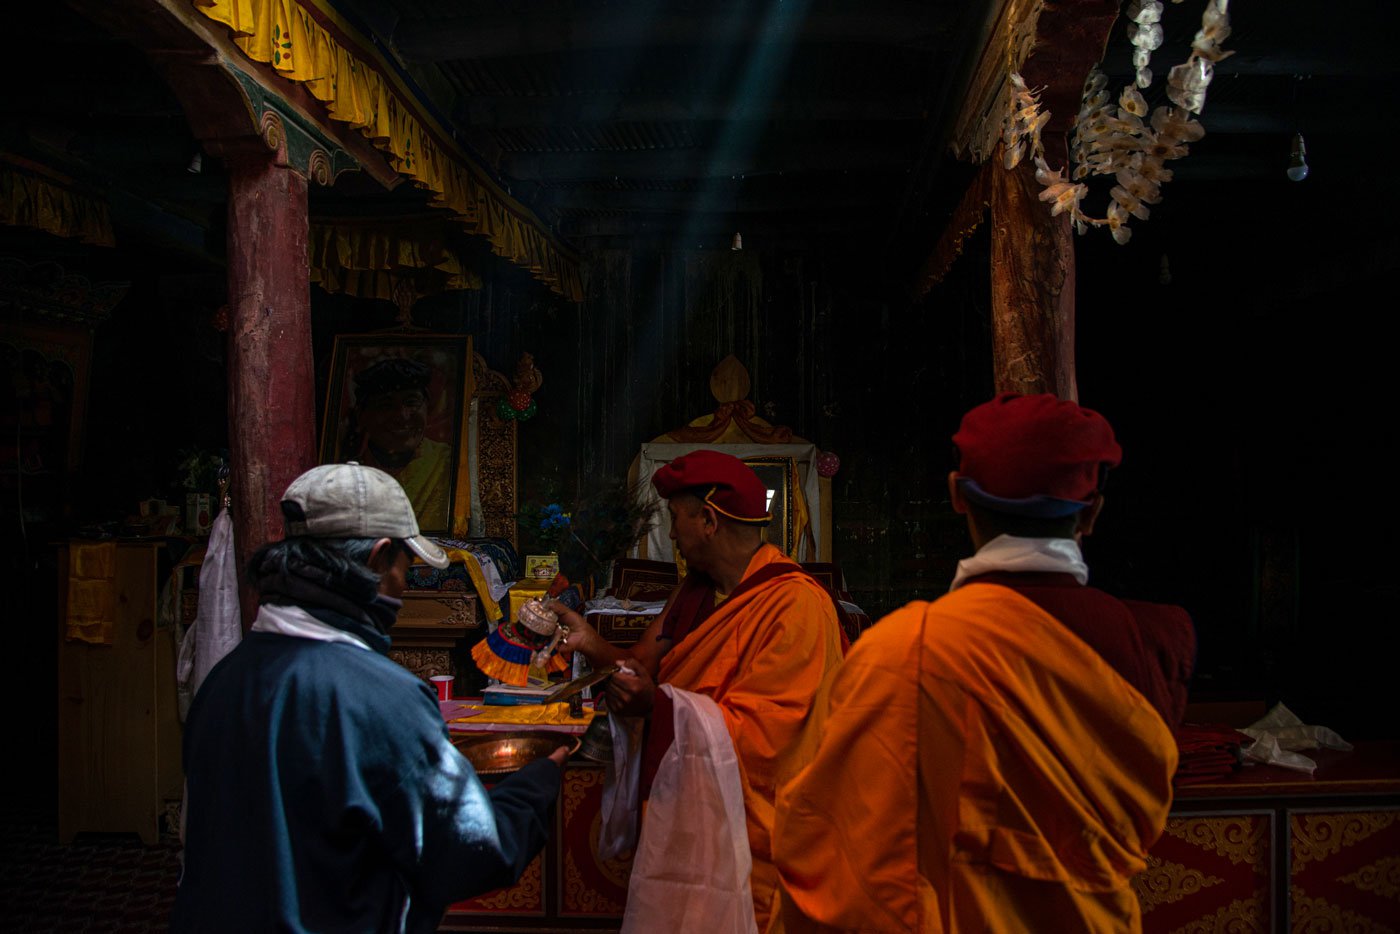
(429, 675, 454, 701)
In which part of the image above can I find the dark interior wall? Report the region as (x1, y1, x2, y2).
(1073, 154, 1400, 739)
(2, 232, 227, 805)
(425, 241, 998, 618)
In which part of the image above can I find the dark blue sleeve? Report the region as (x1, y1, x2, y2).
(380, 695, 561, 930)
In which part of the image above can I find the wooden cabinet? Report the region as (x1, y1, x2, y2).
(388, 589, 480, 685)
(1137, 743, 1400, 933)
(438, 746, 1400, 932)
(56, 541, 183, 845)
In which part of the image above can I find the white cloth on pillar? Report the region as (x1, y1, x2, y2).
(621, 684, 757, 934)
(176, 509, 242, 719)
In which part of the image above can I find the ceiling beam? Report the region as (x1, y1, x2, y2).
(394, 5, 947, 63)
(1017, 0, 1120, 133)
(68, 0, 401, 189)
(501, 142, 913, 180)
(948, 0, 1119, 162)
(460, 95, 927, 129)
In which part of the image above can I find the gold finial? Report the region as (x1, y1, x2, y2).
(709, 355, 750, 404)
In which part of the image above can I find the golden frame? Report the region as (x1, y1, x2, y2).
(319, 333, 474, 536)
(741, 454, 798, 557)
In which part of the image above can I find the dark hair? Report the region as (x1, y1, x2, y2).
(246, 536, 407, 600)
(353, 357, 431, 405)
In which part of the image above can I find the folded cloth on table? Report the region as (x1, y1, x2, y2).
(1174, 751, 1243, 785)
(1172, 723, 1250, 786)
(585, 595, 668, 617)
(1239, 702, 1352, 774)
(445, 701, 598, 729)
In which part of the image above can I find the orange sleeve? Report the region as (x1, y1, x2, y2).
(716, 582, 845, 853)
(773, 604, 925, 933)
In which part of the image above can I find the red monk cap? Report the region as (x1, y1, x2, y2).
(953, 392, 1122, 518)
(652, 449, 771, 525)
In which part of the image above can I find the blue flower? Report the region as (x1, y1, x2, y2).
(537, 503, 571, 533)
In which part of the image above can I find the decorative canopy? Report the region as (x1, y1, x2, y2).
(193, 0, 583, 301)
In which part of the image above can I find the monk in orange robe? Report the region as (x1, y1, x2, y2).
(774, 393, 1195, 932)
(555, 450, 846, 932)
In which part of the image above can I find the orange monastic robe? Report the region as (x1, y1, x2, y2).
(658, 544, 846, 933)
(774, 583, 1177, 933)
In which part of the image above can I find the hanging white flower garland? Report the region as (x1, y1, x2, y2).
(1003, 0, 1232, 244)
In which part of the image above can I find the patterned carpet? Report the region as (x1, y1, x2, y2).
(0, 807, 181, 932)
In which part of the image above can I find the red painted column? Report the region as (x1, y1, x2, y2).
(989, 133, 1077, 401)
(225, 155, 316, 626)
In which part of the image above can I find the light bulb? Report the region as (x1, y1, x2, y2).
(1287, 133, 1308, 182)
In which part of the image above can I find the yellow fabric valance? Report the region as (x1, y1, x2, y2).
(194, 0, 583, 302)
(0, 157, 116, 248)
(308, 218, 483, 302)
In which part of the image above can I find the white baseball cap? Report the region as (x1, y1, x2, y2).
(281, 462, 450, 569)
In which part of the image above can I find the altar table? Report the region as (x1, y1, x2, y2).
(440, 701, 1400, 933)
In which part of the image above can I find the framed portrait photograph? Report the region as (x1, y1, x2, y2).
(319, 333, 474, 536)
(524, 554, 560, 580)
(741, 454, 797, 557)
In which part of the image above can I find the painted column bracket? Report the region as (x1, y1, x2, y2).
(228, 66, 360, 185)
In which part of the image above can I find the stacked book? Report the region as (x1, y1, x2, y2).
(482, 682, 556, 706)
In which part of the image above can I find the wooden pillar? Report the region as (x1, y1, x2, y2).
(225, 154, 316, 626)
(989, 133, 1077, 400)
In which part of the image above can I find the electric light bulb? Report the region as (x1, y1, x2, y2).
(1287, 133, 1309, 182)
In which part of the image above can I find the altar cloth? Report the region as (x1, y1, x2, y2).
(439, 698, 596, 734)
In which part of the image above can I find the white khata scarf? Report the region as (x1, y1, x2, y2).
(949, 534, 1089, 592)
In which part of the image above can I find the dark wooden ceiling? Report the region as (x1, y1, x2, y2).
(339, 0, 1400, 256)
(344, 0, 987, 251)
(7, 1, 1399, 269)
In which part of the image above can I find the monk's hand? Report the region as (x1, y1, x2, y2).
(548, 601, 602, 657)
(546, 744, 572, 768)
(605, 663, 655, 717)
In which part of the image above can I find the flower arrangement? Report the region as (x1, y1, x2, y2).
(559, 478, 659, 584)
(1003, 0, 1230, 244)
(517, 497, 573, 555)
(518, 479, 659, 585)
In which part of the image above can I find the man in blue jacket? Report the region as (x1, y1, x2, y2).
(173, 462, 566, 933)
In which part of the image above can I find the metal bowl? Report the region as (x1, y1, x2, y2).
(451, 731, 581, 777)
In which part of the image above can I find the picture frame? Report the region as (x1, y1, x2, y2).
(319, 332, 474, 536)
(741, 454, 798, 557)
(524, 554, 560, 580)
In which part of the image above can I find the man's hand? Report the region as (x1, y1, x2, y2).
(547, 601, 604, 658)
(605, 663, 656, 717)
(546, 745, 572, 768)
